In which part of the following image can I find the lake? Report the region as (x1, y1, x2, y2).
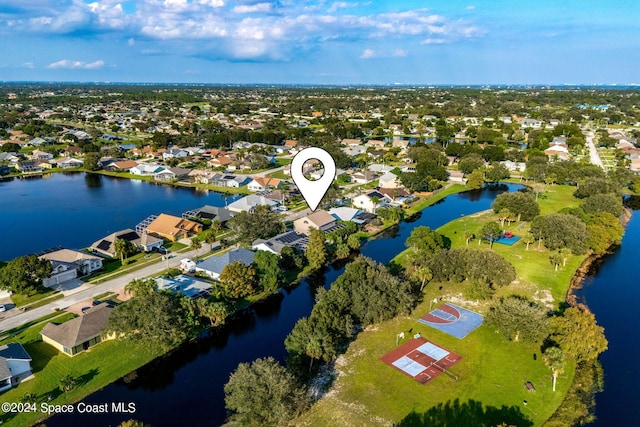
(43, 181, 522, 427)
(0, 173, 239, 261)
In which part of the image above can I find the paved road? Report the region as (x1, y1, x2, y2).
(585, 131, 605, 169)
(0, 247, 202, 334)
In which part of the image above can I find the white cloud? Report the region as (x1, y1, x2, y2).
(421, 38, 447, 44)
(47, 59, 105, 69)
(466, 5, 475, 11)
(360, 48, 376, 59)
(22, 62, 35, 69)
(327, 2, 353, 13)
(128, 38, 135, 46)
(198, 0, 225, 6)
(233, 3, 272, 14)
(392, 48, 407, 57)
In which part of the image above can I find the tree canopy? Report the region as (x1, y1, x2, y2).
(0, 255, 52, 295)
(530, 214, 589, 254)
(227, 205, 285, 246)
(224, 357, 310, 427)
(485, 296, 550, 343)
(552, 307, 608, 362)
(491, 191, 540, 221)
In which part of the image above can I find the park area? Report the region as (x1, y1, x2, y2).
(299, 185, 586, 426)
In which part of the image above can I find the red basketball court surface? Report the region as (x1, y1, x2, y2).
(380, 337, 462, 384)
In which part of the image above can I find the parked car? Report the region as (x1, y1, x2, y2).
(0, 304, 5, 312)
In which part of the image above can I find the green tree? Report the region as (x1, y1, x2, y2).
(523, 232, 535, 250)
(498, 208, 512, 228)
(108, 291, 194, 350)
(543, 346, 566, 392)
(334, 243, 351, 259)
(305, 228, 327, 271)
(347, 234, 361, 250)
(491, 191, 540, 222)
(405, 226, 446, 257)
(485, 164, 510, 183)
(552, 307, 608, 362)
(118, 421, 150, 427)
(219, 261, 257, 298)
(550, 252, 564, 271)
(0, 255, 52, 295)
(224, 357, 310, 427)
(585, 212, 624, 255)
(196, 298, 229, 327)
(459, 154, 485, 174)
(59, 374, 78, 392)
(480, 222, 502, 249)
(485, 296, 550, 343)
(412, 265, 433, 291)
(464, 231, 474, 246)
(203, 229, 217, 251)
(84, 152, 102, 171)
(466, 169, 485, 190)
(227, 205, 285, 246)
(582, 193, 624, 217)
(190, 237, 202, 258)
(114, 238, 136, 265)
(254, 250, 283, 294)
(530, 214, 589, 254)
(124, 278, 156, 297)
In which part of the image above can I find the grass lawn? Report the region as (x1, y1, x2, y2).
(0, 316, 162, 427)
(12, 290, 60, 308)
(301, 183, 585, 426)
(299, 295, 574, 427)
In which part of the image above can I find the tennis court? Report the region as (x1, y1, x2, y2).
(418, 302, 484, 339)
(381, 337, 462, 384)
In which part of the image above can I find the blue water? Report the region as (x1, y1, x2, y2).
(575, 212, 640, 425)
(0, 173, 239, 261)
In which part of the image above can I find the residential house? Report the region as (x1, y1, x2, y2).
(0, 165, 12, 176)
(378, 187, 410, 203)
(341, 138, 363, 147)
(365, 139, 386, 149)
(16, 161, 42, 173)
(90, 229, 163, 257)
(0, 343, 32, 392)
(62, 146, 83, 157)
(544, 144, 570, 161)
(378, 171, 401, 189)
(57, 157, 84, 169)
(352, 171, 377, 184)
(448, 170, 467, 184)
(40, 303, 114, 356)
(130, 163, 165, 176)
(293, 210, 338, 235)
(185, 205, 235, 223)
(247, 177, 283, 192)
(252, 231, 308, 254)
(154, 274, 211, 298)
(30, 150, 53, 161)
(38, 248, 103, 286)
(28, 137, 47, 146)
(154, 167, 191, 182)
(208, 156, 233, 168)
(195, 248, 255, 280)
(37, 161, 53, 170)
(227, 195, 280, 213)
(328, 207, 361, 222)
(342, 145, 368, 157)
(145, 214, 203, 242)
(352, 191, 387, 213)
(500, 160, 526, 172)
(162, 147, 189, 160)
(0, 152, 20, 163)
(105, 159, 138, 171)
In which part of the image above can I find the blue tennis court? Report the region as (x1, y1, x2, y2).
(419, 303, 484, 339)
(494, 235, 521, 246)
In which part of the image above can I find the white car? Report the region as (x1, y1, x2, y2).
(0, 304, 6, 312)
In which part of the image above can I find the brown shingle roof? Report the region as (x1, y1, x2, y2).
(146, 214, 201, 237)
(41, 304, 113, 348)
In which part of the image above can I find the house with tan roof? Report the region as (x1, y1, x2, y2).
(209, 156, 233, 167)
(106, 159, 138, 171)
(90, 229, 163, 257)
(248, 177, 282, 192)
(41, 303, 114, 356)
(146, 214, 203, 242)
(293, 210, 338, 235)
(38, 248, 103, 287)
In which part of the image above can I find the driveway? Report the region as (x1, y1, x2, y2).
(585, 131, 605, 169)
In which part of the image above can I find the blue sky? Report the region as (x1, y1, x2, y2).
(0, 0, 638, 84)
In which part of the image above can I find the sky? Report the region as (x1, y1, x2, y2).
(0, 0, 638, 85)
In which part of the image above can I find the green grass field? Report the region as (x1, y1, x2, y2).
(0, 315, 162, 427)
(300, 184, 585, 426)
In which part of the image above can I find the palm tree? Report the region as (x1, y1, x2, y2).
(560, 248, 572, 266)
(498, 208, 512, 228)
(190, 237, 202, 258)
(543, 346, 565, 391)
(59, 374, 77, 392)
(523, 232, 535, 251)
(196, 299, 228, 327)
(204, 230, 217, 252)
(464, 231, 474, 246)
(306, 338, 323, 372)
(114, 237, 134, 265)
(412, 266, 433, 291)
(550, 252, 564, 271)
(125, 278, 156, 297)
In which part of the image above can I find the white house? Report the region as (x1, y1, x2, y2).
(378, 171, 401, 189)
(195, 248, 255, 280)
(351, 191, 387, 213)
(39, 248, 103, 287)
(130, 163, 165, 175)
(0, 343, 32, 392)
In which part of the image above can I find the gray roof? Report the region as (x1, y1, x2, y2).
(194, 206, 235, 222)
(41, 304, 113, 348)
(0, 360, 10, 380)
(227, 195, 279, 212)
(197, 248, 255, 276)
(0, 343, 31, 361)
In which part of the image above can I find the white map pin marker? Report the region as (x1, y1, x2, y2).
(290, 147, 336, 211)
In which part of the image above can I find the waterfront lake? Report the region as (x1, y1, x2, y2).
(44, 181, 522, 427)
(0, 173, 239, 261)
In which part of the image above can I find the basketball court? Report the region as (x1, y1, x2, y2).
(380, 337, 462, 384)
(418, 302, 483, 339)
